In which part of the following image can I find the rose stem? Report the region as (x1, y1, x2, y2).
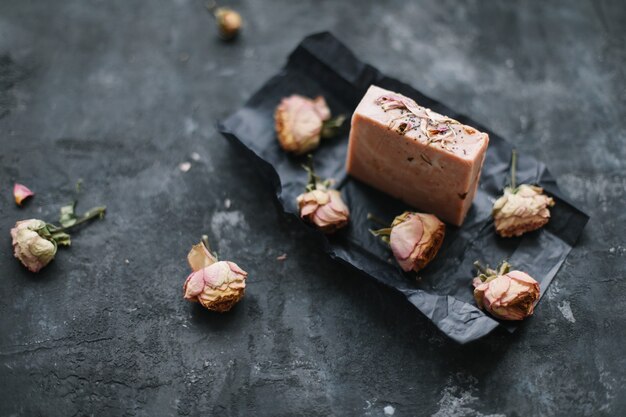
(510, 149, 518, 190)
(367, 213, 389, 227)
(205, 1, 218, 14)
(473, 261, 488, 274)
(303, 154, 318, 191)
(56, 206, 106, 232)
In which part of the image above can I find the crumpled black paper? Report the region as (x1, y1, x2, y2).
(218, 32, 589, 343)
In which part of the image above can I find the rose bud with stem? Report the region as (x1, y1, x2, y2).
(10, 205, 106, 272)
(472, 260, 540, 320)
(369, 211, 445, 273)
(493, 149, 555, 237)
(296, 155, 350, 233)
(183, 235, 247, 312)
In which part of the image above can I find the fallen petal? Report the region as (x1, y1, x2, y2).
(13, 183, 35, 206)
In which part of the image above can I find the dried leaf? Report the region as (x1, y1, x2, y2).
(59, 202, 78, 228)
(187, 242, 217, 271)
(321, 114, 346, 138)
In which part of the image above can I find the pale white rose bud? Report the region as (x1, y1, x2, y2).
(493, 184, 555, 238)
(10, 219, 57, 272)
(493, 150, 555, 238)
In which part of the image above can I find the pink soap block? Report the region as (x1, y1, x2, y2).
(346, 85, 489, 226)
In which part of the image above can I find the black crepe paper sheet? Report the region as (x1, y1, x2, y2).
(218, 32, 589, 344)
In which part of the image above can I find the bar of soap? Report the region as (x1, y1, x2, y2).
(346, 85, 489, 226)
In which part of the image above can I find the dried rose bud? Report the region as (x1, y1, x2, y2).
(297, 188, 350, 233)
(183, 238, 247, 312)
(13, 183, 34, 206)
(472, 261, 540, 320)
(493, 184, 555, 238)
(9, 201, 105, 272)
(275, 95, 344, 155)
(390, 212, 446, 272)
(371, 212, 445, 272)
(214, 7, 242, 40)
(10, 219, 57, 272)
(296, 157, 349, 233)
(493, 150, 555, 237)
(184, 261, 247, 312)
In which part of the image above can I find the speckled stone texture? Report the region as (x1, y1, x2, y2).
(0, 1, 624, 416)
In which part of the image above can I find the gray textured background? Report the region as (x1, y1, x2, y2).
(0, 1, 624, 416)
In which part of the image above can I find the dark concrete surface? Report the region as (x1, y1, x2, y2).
(0, 1, 624, 416)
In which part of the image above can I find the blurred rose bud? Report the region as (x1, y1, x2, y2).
(183, 261, 247, 312)
(388, 212, 445, 272)
(275, 95, 336, 155)
(297, 188, 350, 233)
(473, 261, 540, 320)
(214, 7, 242, 40)
(493, 184, 555, 237)
(10, 219, 57, 272)
(13, 183, 34, 206)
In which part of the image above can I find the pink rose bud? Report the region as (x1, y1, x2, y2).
(10, 219, 57, 272)
(472, 261, 540, 320)
(388, 212, 445, 272)
(494, 150, 555, 237)
(275, 95, 344, 155)
(297, 188, 350, 233)
(370, 211, 445, 273)
(183, 261, 247, 312)
(296, 157, 350, 233)
(183, 238, 247, 312)
(13, 183, 34, 206)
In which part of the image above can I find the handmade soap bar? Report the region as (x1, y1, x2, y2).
(346, 85, 489, 226)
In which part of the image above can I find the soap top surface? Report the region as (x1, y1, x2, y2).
(354, 85, 488, 160)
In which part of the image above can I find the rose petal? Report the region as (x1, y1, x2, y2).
(227, 261, 247, 278)
(310, 189, 330, 205)
(390, 215, 424, 260)
(300, 202, 318, 217)
(313, 96, 331, 121)
(13, 183, 34, 206)
(187, 243, 216, 271)
(486, 275, 511, 301)
(183, 270, 205, 299)
(204, 262, 231, 287)
(506, 270, 538, 285)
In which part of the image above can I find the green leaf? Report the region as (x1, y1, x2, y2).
(321, 114, 346, 139)
(51, 231, 72, 247)
(37, 224, 52, 238)
(369, 227, 392, 238)
(59, 202, 78, 228)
